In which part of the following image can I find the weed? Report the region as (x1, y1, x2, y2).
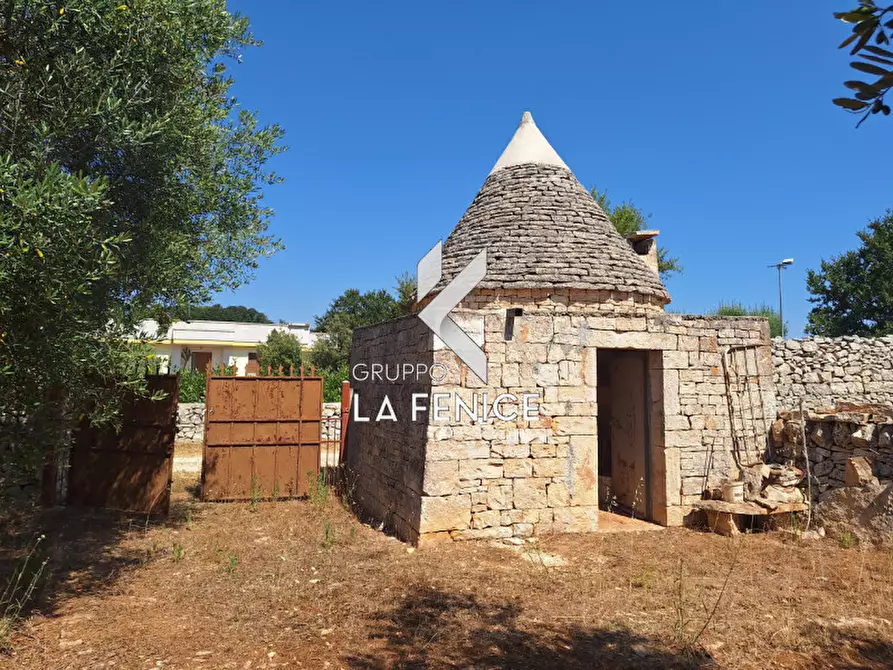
(272, 481, 280, 502)
(323, 520, 336, 549)
(0, 534, 48, 652)
(226, 551, 239, 575)
(630, 477, 644, 521)
(673, 558, 689, 650)
(631, 567, 655, 589)
(172, 542, 186, 562)
(145, 540, 159, 563)
(839, 530, 858, 549)
(185, 506, 194, 529)
(673, 539, 742, 655)
(249, 476, 262, 512)
(307, 470, 329, 506)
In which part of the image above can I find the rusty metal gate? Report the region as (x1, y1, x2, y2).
(68, 374, 178, 515)
(201, 367, 323, 501)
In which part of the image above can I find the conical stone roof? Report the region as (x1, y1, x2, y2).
(439, 112, 670, 302)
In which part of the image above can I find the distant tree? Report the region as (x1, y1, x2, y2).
(713, 302, 786, 338)
(590, 187, 682, 281)
(395, 272, 417, 316)
(832, 2, 893, 126)
(310, 289, 399, 371)
(186, 304, 272, 323)
(257, 330, 303, 373)
(806, 211, 893, 336)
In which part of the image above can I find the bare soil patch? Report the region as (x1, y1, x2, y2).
(173, 441, 204, 461)
(2, 484, 892, 669)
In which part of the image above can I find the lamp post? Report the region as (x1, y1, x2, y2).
(769, 258, 794, 339)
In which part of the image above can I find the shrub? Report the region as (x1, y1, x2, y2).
(179, 369, 207, 403)
(257, 330, 303, 373)
(317, 362, 349, 402)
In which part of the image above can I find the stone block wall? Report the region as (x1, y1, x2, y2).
(346, 291, 776, 544)
(771, 410, 893, 491)
(346, 315, 433, 544)
(672, 316, 776, 507)
(419, 294, 776, 539)
(176, 403, 205, 443)
(773, 336, 893, 411)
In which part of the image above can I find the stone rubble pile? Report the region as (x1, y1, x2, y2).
(735, 462, 805, 508)
(770, 404, 893, 492)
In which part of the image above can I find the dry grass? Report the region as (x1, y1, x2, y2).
(1, 481, 892, 669)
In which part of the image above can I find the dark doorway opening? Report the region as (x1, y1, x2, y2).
(597, 349, 654, 520)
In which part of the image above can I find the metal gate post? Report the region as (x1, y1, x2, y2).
(339, 380, 350, 463)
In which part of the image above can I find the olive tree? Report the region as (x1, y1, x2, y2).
(0, 1, 284, 479)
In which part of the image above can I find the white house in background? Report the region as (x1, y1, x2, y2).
(136, 319, 318, 375)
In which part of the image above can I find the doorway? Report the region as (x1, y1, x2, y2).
(597, 349, 653, 520)
(192, 351, 212, 373)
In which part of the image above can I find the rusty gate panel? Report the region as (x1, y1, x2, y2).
(201, 368, 323, 501)
(68, 375, 178, 515)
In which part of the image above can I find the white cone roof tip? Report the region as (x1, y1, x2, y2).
(488, 111, 570, 175)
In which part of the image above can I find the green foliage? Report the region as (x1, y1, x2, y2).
(713, 302, 786, 338)
(806, 211, 893, 336)
(249, 476, 261, 512)
(590, 187, 682, 281)
(839, 530, 858, 549)
(318, 361, 349, 403)
(0, 0, 284, 479)
(307, 470, 330, 506)
(257, 330, 303, 373)
(182, 304, 272, 323)
(310, 274, 418, 380)
(394, 272, 417, 316)
(833, 2, 893, 125)
(178, 368, 207, 403)
(322, 520, 336, 549)
(311, 288, 401, 372)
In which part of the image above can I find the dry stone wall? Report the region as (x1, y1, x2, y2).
(771, 409, 893, 491)
(345, 315, 433, 544)
(773, 336, 893, 412)
(176, 403, 205, 443)
(176, 401, 342, 444)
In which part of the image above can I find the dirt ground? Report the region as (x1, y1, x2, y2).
(2, 478, 893, 670)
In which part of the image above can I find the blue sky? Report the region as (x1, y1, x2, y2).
(219, 1, 889, 336)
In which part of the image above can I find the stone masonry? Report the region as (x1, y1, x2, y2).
(346, 315, 432, 543)
(176, 403, 205, 443)
(346, 111, 779, 545)
(771, 408, 893, 491)
(177, 401, 342, 444)
(348, 300, 776, 544)
(773, 335, 893, 412)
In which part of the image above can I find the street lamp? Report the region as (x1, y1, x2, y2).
(769, 258, 794, 339)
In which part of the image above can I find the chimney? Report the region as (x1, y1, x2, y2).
(626, 230, 660, 276)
